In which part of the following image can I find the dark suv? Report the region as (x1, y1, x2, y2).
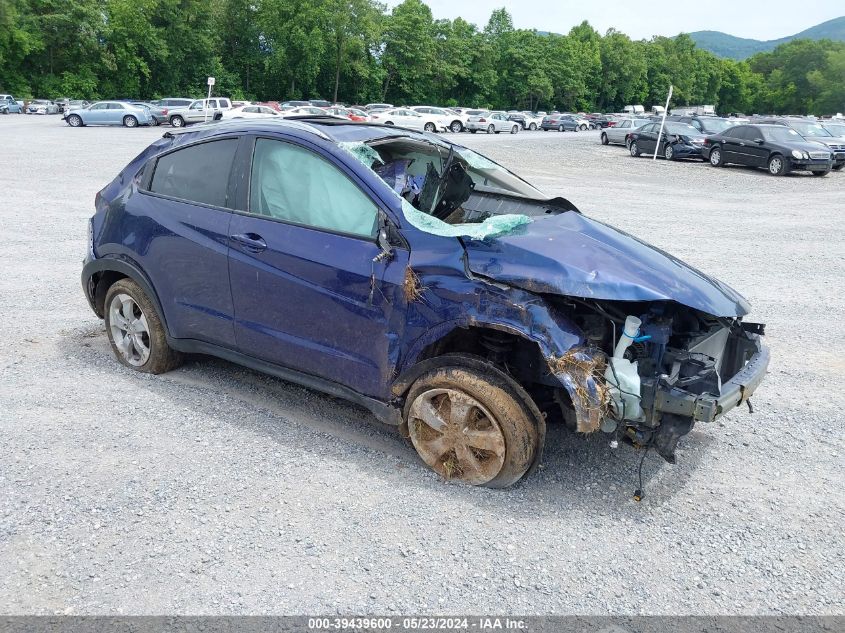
(82, 118, 768, 488)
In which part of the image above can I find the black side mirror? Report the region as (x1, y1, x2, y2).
(755, 138, 765, 145)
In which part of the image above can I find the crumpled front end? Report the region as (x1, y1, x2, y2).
(546, 299, 769, 462)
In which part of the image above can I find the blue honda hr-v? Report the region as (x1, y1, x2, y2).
(82, 117, 768, 487)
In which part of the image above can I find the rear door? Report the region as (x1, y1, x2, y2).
(132, 137, 240, 346)
(637, 123, 657, 152)
(227, 136, 408, 398)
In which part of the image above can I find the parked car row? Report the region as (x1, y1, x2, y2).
(602, 113, 845, 177)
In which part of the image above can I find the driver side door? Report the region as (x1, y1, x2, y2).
(227, 136, 409, 399)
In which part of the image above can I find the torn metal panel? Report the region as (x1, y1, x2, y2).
(549, 348, 609, 434)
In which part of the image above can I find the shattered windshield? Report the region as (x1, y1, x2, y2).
(338, 137, 550, 239)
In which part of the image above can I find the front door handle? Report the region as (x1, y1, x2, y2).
(230, 232, 267, 253)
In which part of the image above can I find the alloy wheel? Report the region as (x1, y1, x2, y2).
(408, 387, 507, 485)
(108, 294, 151, 367)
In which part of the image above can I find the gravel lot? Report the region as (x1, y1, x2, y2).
(1, 115, 843, 616)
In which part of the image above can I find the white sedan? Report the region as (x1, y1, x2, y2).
(221, 105, 281, 120)
(410, 106, 467, 132)
(368, 108, 445, 132)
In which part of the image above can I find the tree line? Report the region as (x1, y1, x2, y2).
(1, 0, 843, 114)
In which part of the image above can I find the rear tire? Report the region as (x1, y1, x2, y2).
(450, 120, 463, 133)
(123, 115, 138, 128)
(529, 123, 537, 131)
(104, 278, 182, 374)
(709, 146, 724, 167)
(510, 124, 519, 134)
(404, 360, 544, 488)
(470, 129, 477, 134)
(629, 141, 641, 157)
(558, 125, 564, 132)
(487, 124, 495, 134)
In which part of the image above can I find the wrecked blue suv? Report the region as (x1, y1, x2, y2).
(82, 117, 769, 488)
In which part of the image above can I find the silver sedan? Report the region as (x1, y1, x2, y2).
(601, 118, 650, 146)
(466, 111, 521, 134)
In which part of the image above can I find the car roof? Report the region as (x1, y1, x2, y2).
(161, 116, 445, 145)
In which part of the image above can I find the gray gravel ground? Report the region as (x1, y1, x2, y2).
(1, 115, 843, 615)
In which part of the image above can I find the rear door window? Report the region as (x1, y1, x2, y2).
(149, 139, 239, 208)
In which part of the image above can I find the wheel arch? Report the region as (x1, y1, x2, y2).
(83, 257, 168, 334)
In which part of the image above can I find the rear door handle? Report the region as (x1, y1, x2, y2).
(230, 232, 267, 253)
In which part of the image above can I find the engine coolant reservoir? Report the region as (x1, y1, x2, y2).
(604, 315, 645, 422)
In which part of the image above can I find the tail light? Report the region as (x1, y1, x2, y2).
(162, 108, 168, 116)
(478, 118, 486, 122)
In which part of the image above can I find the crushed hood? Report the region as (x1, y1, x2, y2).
(464, 211, 751, 317)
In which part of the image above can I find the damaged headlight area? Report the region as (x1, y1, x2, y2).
(548, 298, 768, 463)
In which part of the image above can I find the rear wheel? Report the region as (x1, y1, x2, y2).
(404, 362, 543, 488)
(579, 124, 588, 131)
(767, 154, 787, 176)
(470, 129, 477, 134)
(450, 120, 463, 133)
(832, 164, 843, 171)
(510, 124, 519, 134)
(600, 132, 609, 145)
(529, 123, 537, 131)
(709, 146, 724, 166)
(629, 141, 641, 157)
(487, 124, 495, 134)
(123, 115, 138, 128)
(104, 279, 182, 374)
(66, 114, 82, 127)
(558, 125, 564, 132)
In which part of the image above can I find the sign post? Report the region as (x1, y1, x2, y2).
(205, 76, 215, 123)
(653, 84, 673, 161)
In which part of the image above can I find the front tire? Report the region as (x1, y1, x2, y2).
(600, 132, 609, 145)
(424, 122, 436, 132)
(529, 123, 537, 131)
(664, 144, 675, 161)
(170, 115, 184, 127)
(629, 141, 641, 157)
(709, 146, 724, 167)
(404, 361, 543, 488)
(579, 124, 588, 131)
(510, 124, 519, 134)
(104, 278, 182, 374)
(66, 114, 82, 127)
(123, 115, 138, 128)
(768, 154, 787, 176)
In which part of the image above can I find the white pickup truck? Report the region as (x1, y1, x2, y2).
(168, 97, 232, 127)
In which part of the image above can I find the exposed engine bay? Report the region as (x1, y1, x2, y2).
(551, 297, 766, 463)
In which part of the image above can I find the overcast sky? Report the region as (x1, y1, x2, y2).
(386, 0, 844, 41)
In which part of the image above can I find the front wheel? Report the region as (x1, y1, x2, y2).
(600, 132, 609, 145)
(66, 114, 82, 127)
(529, 123, 537, 131)
(629, 141, 641, 157)
(709, 147, 724, 167)
(424, 122, 436, 132)
(104, 278, 182, 374)
(170, 115, 184, 127)
(664, 144, 675, 161)
(123, 115, 138, 128)
(768, 155, 787, 176)
(579, 124, 588, 131)
(510, 124, 519, 134)
(404, 362, 543, 488)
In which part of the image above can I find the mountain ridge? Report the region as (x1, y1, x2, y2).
(689, 16, 845, 59)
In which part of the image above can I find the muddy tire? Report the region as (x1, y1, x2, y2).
(104, 278, 182, 374)
(404, 361, 543, 488)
